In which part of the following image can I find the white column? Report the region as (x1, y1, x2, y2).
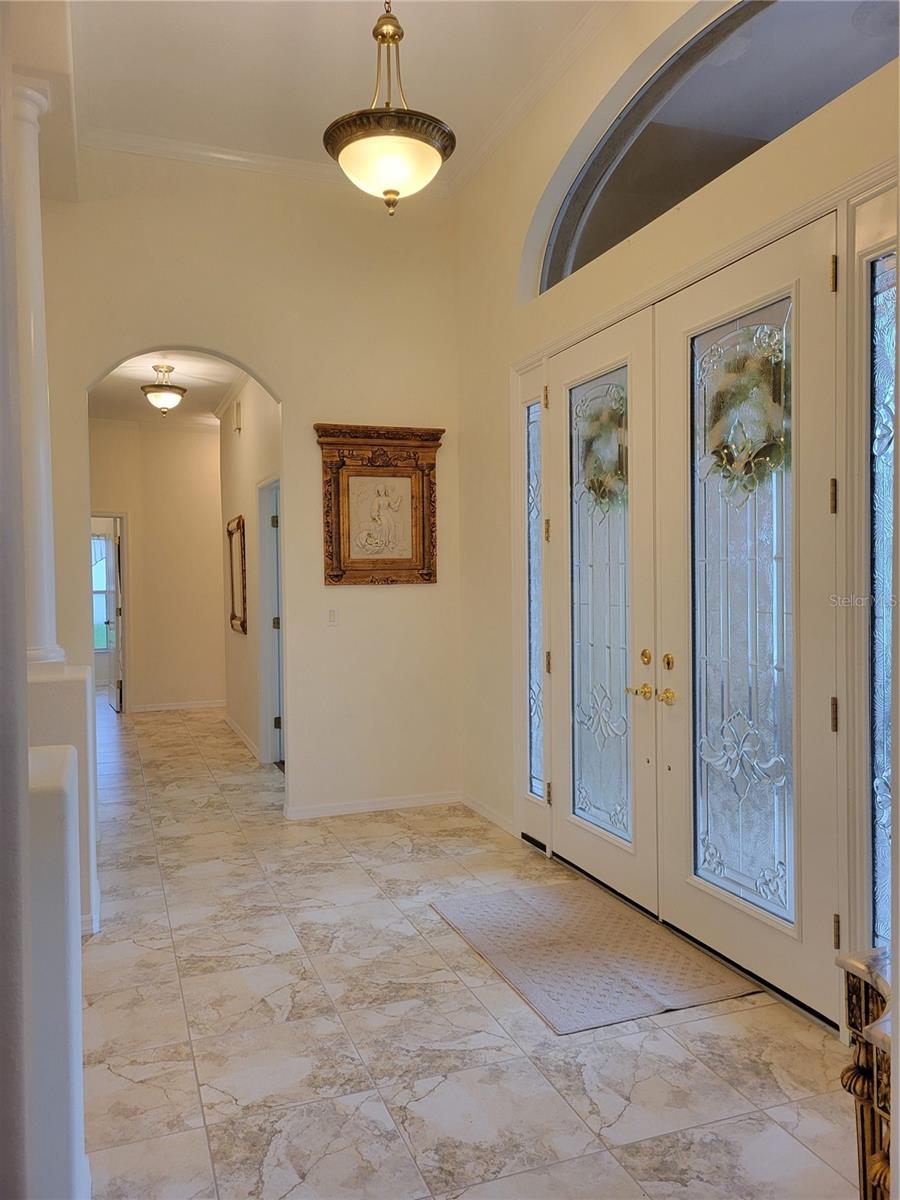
(13, 80, 64, 669)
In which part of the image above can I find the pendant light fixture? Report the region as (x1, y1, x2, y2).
(141, 364, 186, 416)
(323, 1, 455, 215)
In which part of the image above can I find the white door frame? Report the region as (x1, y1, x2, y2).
(843, 184, 898, 952)
(257, 477, 283, 765)
(91, 510, 129, 713)
(509, 163, 897, 1030)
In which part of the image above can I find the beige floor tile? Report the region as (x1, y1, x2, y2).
(284, 897, 422, 957)
(666, 1001, 848, 1106)
(84, 1042, 203, 1151)
(471, 978, 656, 1055)
(650, 990, 777, 1027)
(766, 1089, 859, 1184)
(239, 817, 335, 850)
(83, 936, 178, 1000)
(172, 911, 303, 976)
(86, 707, 856, 1200)
(207, 1091, 428, 1200)
(382, 1057, 600, 1194)
(427, 929, 499, 987)
(159, 851, 263, 889)
(83, 978, 188, 1063)
(193, 1014, 371, 1123)
(367, 858, 482, 903)
(325, 810, 415, 840)
(531, 1026, 754, 1145)
(439, 1151, 647, 1199)
(97, 862, 164, 899)
(459, 847, 575, 887)
(266, 862, 385, 908)
(312, 943, 459, 1010)
(156, 828, 252, 865)
(252, 838, 354, 872)
(342, 985, 522, 1085)
(88, 896, 172, 947)
(612, 1110, 856, 1198)
(180, 951, 333, 1036)
(164, 879, 282, 929)
(345, 831, 453, 866)
(90, 1129, 215, 1200)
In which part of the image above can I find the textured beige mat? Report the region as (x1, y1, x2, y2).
(433, 878, 755, 1034)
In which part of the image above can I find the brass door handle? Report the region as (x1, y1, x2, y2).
(657, 687, 677, 706)
(625, 683, 653, 700)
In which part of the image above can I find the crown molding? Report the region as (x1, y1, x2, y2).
(80, 126, 341, 186)
(448, 2, 627, 192)
(78, 4, 624, 201)
(89, 412, 220, 434)
(80, 123, 453, 198)
(214, 371, 249, 420)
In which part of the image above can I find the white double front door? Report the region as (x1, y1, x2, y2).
(544, 216, 840, 1020)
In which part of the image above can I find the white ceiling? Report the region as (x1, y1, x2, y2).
(71, 1, 614, 188)
(88, 350, 245, 427)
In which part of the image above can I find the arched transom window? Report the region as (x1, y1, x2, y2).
(541, 0, 898, 293)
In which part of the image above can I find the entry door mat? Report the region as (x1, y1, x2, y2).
(432, 879, 755, 1034)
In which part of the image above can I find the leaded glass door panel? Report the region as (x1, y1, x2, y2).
(547, 308, 658, 912)
(656, 215, 840, 1020)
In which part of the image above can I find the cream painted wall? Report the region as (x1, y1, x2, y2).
(88, 417, 226, 710)
(218, 375, 281, 754)
(450, 2, 898, 828)
(44, 148, 461, 813)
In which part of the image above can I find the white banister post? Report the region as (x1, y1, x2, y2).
(12, 80, 65, 669)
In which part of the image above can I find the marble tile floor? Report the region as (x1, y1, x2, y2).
(85, 699, 858, 1199)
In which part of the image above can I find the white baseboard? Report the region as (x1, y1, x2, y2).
(460, 792, 518, 837)
(284, 789, 463, 821)
(130, 699, 226, 713)
(224, 713, 261, 760)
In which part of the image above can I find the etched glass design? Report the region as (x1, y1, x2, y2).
(570, 367, 631, 839)
(692, 298, 794, 920)
(871, 252, 896, 946)
(526, 402, 544, 798)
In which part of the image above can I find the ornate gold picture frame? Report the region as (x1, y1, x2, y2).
(226, 514, 247, 632)
(314, 423, 444, 585)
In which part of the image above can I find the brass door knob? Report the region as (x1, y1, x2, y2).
(657, 687, 676, 706)
(625, 683, 653, 700)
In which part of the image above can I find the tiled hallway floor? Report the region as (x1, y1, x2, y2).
(86, 701, 859, 1199)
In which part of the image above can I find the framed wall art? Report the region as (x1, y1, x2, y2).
(226, 514, 247, 632)
(314, 423, 444, 585)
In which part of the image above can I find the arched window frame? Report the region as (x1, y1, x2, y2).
(540, 0, 772, 294)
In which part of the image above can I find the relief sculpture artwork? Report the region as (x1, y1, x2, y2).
(350, 477, 412, 558)
(314, 423, 444, 585)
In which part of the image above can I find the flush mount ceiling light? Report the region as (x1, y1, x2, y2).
(140, 363, 186, 416)
(323, 0, 456, 215)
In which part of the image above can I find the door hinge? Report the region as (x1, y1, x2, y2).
(829, 254, 838, 292)
(272, 616, 281, 630)
(542, 385, 549, 410)
(830, 696, 839, 733)
(546, 781, 553, 807)
(829, 478, 838, 514)
(833, 912, 841, 950)
(116, 607, 122, 617)
(274, 716, 282, 730)
(271, 514, 279, 528)
(545, 650, 552, 674)
(544, 518, 550, 542)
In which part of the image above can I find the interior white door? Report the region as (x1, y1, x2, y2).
(546, 308, 658, 912)
(655, 215, 840, 1020)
